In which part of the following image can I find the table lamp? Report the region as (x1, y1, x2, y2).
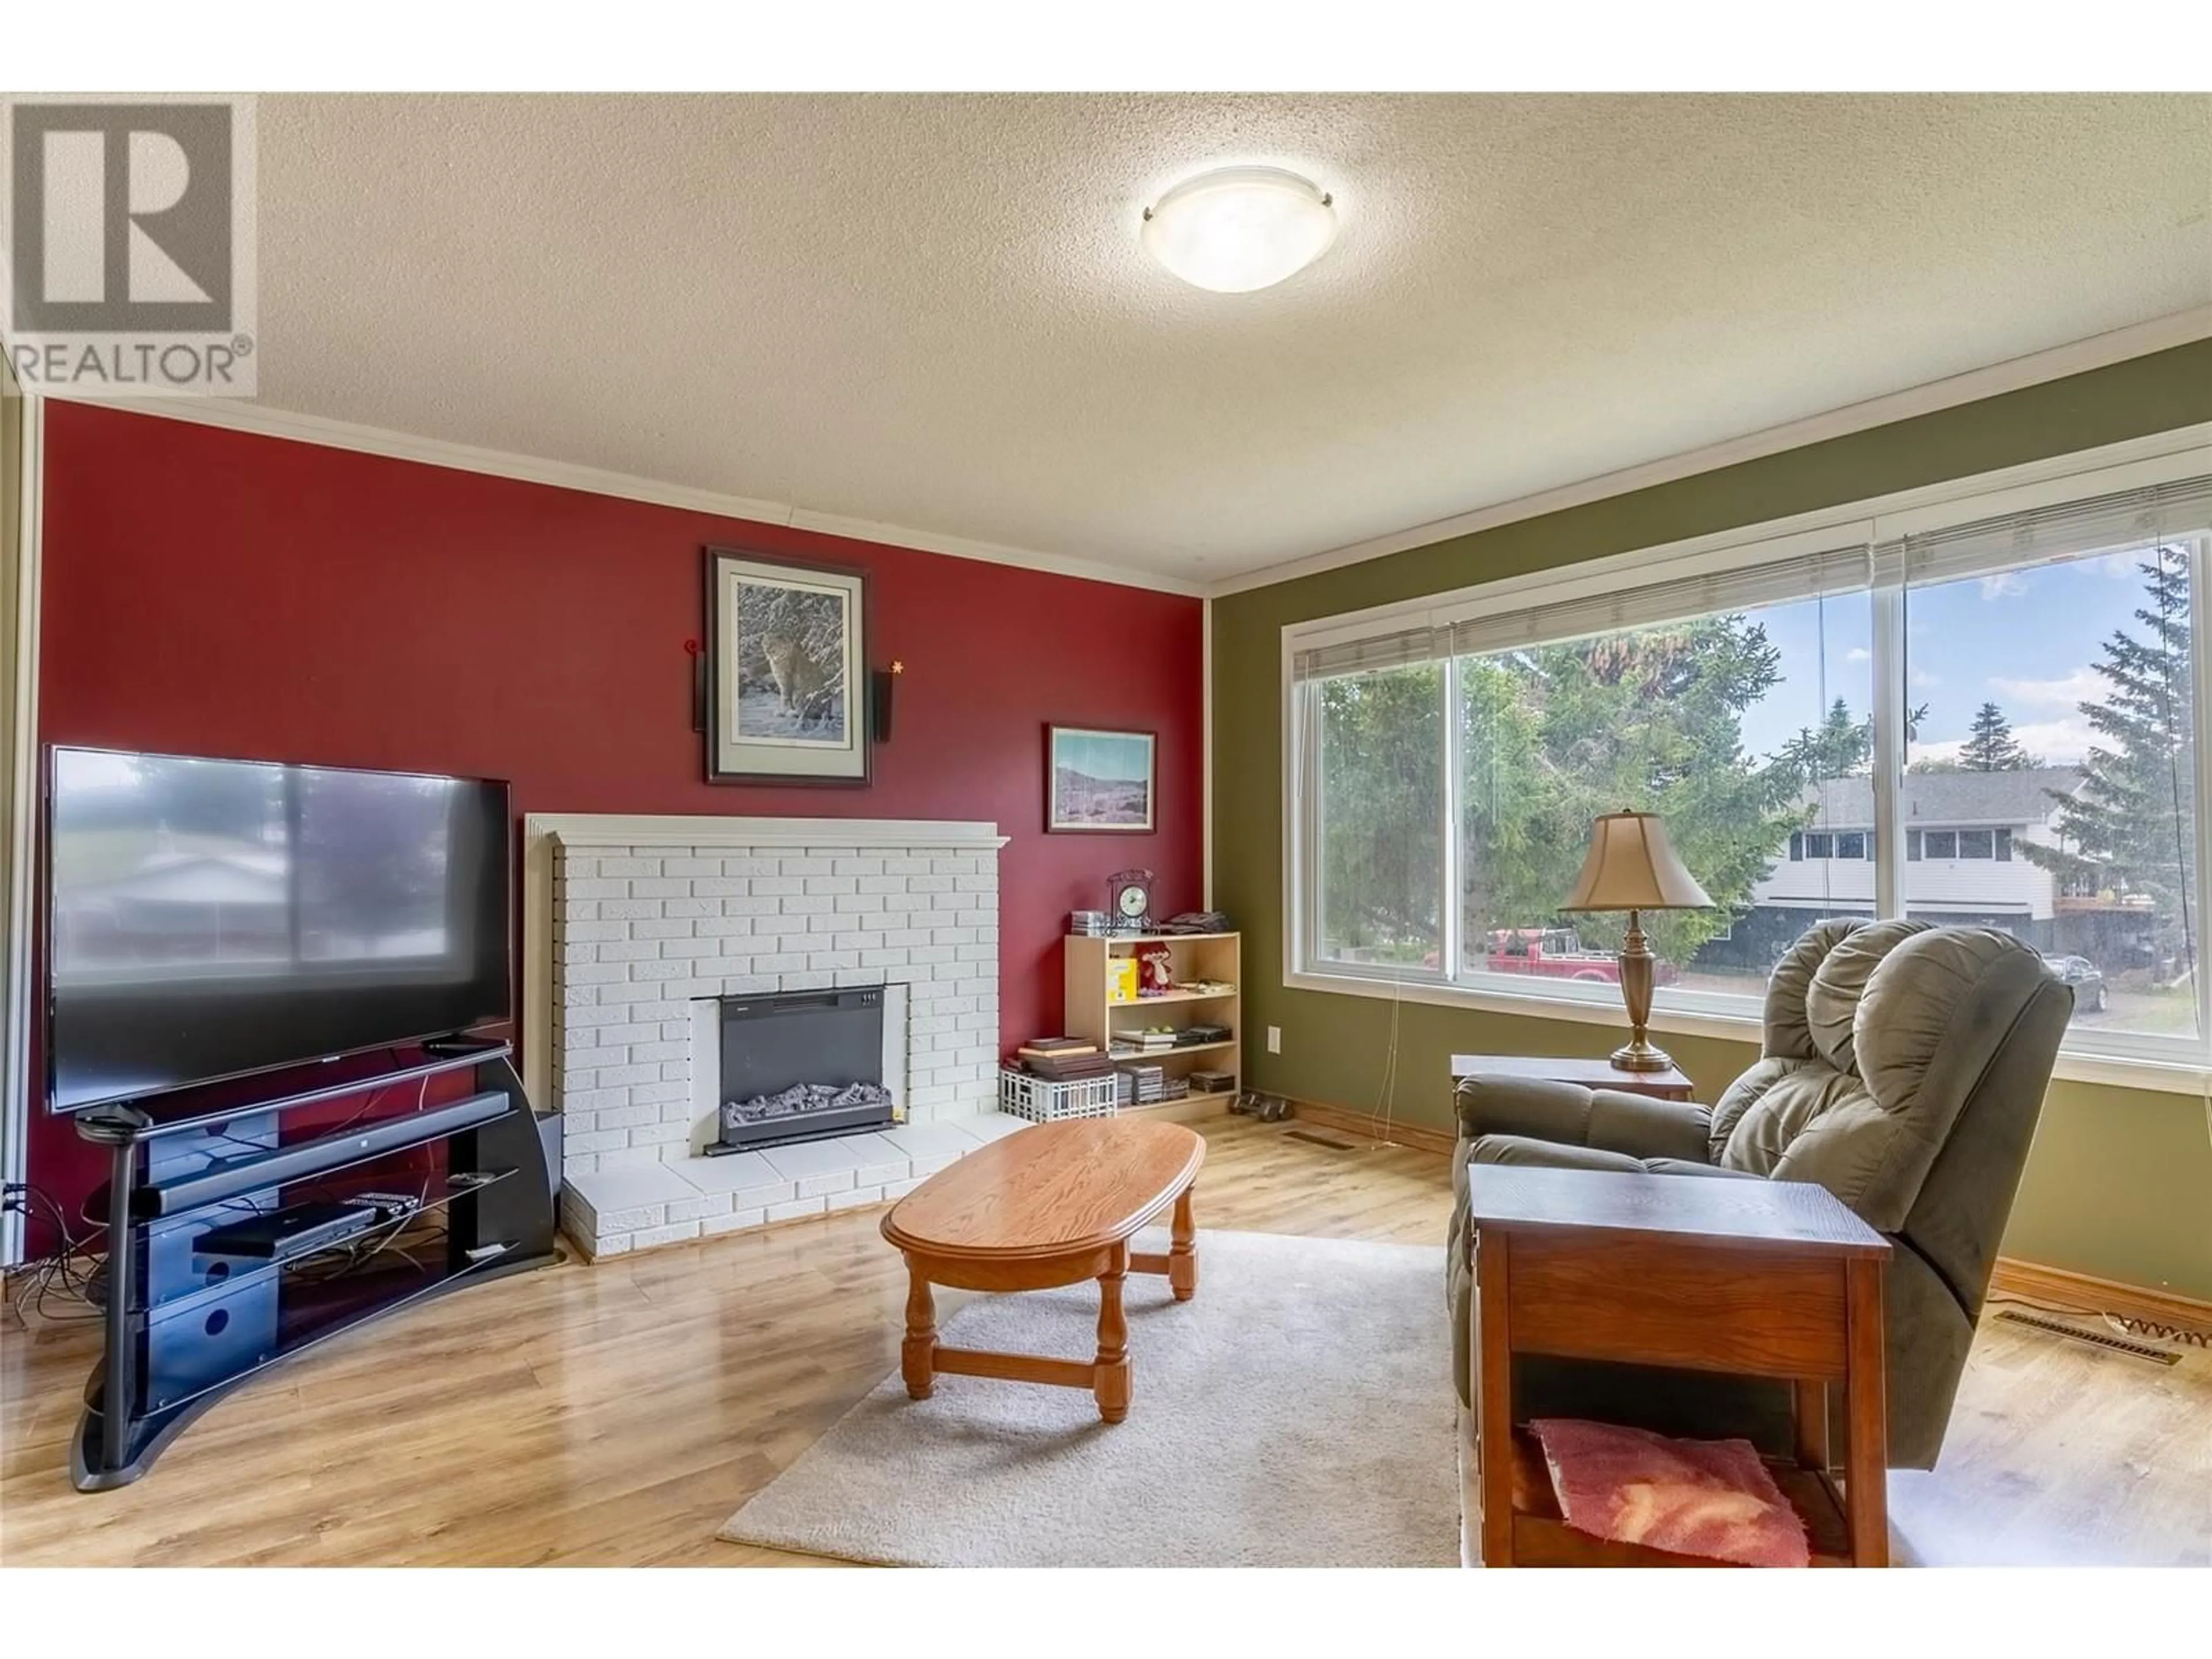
(1558, 810, 1713, 1072)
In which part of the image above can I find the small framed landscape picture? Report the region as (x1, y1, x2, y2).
(704, 547, 870, 785)
(1046, 725, 1156, 834)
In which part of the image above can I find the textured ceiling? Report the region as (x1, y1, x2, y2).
(251, 93, 2212, 582)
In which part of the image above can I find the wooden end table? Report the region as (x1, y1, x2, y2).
(881, 1117, 1204, 1423)
(1465, 1164, 1892, 1567)
(1452, 1053, 1696, 1102)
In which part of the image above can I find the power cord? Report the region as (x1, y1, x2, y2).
(2, 1179, 108, 1324)
(287, 1181, 438, 1282)
(1371, 959, 1405, 1151)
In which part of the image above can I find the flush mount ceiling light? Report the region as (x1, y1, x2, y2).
(1141, 166, 1337, 293)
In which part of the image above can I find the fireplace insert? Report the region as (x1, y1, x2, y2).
(711, 984, 896, 1154)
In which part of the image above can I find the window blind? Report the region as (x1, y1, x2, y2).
(1444, 543, 1872, 660)
(1291, 624, 1442, 683)
(1885, 475, 2212, 589)
(1289, 472, 2211, 684)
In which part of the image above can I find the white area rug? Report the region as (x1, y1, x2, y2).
(719, 1229, 1459, 1567)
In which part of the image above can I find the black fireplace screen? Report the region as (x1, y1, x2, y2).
(712, 985, 896, 1154)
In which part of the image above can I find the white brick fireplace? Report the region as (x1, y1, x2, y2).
(521, 814, 1021, 1258)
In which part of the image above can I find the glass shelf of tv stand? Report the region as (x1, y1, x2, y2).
(103, 1096, 531, 1232)
(124, 1165, 521, 1321)
(90, 1233, 522, 1427)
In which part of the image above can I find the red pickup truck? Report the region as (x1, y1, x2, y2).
(1482, 927, 1677, 985)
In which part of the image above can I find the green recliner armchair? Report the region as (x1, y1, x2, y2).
(1446, 918, 2071, 1469)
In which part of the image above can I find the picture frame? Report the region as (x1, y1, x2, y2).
(703, 546, 871, 786)
(1045, 725, 1156, 834)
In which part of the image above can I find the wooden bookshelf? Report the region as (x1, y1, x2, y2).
(1063, 932, 1240, 1111)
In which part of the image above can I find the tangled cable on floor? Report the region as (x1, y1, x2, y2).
(1, 1180, 107, 1323)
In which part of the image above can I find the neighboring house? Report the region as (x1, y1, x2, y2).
(52, 846, 292, 967)
(1700, 767, 2087, 970)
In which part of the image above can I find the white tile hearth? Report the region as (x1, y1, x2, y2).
(526, 813, 1015, 1259)
(558, 1109, 1031, 1258)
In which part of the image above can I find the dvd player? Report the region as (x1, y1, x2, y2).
(194, 1199, 387, 1262)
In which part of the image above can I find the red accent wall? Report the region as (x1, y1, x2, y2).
(26, 401, 1203, 1231)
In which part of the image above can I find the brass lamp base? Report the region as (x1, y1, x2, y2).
(1610, 1035, 1677, 1073)
(1609, 908, 1673, 1072)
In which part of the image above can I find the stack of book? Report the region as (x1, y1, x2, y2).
(1017, 1037, 1111, 1082)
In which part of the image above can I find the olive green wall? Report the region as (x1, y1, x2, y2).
(1212, 340, 2212, 1299)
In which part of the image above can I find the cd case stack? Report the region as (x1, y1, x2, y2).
(1068, 910, 1111, 936)
(1115, 1063, 1188, 1106)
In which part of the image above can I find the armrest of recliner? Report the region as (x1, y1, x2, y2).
(1453, 1074, 1715, 1164)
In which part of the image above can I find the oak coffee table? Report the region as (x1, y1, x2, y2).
(881, 1117, 1205, 1422)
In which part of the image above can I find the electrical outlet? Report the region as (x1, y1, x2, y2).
(1266, 1026, 1282, 1054)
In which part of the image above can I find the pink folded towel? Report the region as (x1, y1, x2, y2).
(1530, 1417, 1811, 1567)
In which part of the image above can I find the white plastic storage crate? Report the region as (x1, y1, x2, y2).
(998, 1067, 1120, 1123)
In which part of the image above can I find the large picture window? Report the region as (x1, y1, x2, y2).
(1289, 463, 2212, 1070)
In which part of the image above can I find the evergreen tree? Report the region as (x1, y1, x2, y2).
(1457, 615, 1806, 966)
(1317, 615, 1811, 966)
(1959, 701, 2036, 771)
(1316, 662, 1444, 960)
(2022, 546, 2196, 976)
(1777, 696, 1870, 786)
(1778, 698, 1931, 786)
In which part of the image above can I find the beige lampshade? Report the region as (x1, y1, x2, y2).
(1559, 810, 1713, 913)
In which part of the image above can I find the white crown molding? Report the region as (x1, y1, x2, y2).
(36, 308, 2209, 607)
(44, 390, 1208, 599)
(532, 811, 1008, 851)
(1211, 306, 2212, 599)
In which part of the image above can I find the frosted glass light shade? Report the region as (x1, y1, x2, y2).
(1141, 166, 1336, 293)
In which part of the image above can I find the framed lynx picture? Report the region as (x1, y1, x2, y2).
(1046, 725, 1156, 833)
(703, 547, 870, 785)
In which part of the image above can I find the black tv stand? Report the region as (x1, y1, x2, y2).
(69, 1039, 559, 1491)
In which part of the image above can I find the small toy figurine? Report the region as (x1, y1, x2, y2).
(1138, 942, 1176, 996)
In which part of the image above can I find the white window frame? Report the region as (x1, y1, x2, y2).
(1282, 422, 2212, 1094)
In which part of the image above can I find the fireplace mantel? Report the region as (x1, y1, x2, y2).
(540, 813, 1009, 851)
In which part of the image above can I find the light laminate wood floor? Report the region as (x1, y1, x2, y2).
(2, 1113, 2206, 1566)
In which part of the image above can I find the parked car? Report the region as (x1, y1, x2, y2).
(1482, 927, 1679, 986)
(2042, 952, 2108, 1013)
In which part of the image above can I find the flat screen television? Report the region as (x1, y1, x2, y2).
(44, 747, 512, 1113)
